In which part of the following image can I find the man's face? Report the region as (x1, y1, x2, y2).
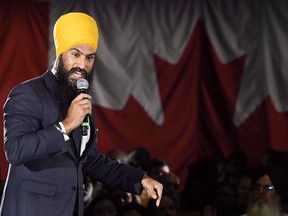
(246, 174, 281, 216)
(252, 174, 277, 204)
(54, 44, 95, 102)
(60, 44, 95, 88)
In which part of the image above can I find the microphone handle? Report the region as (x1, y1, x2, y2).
(78, 88, 89, 136)
(78, 89, 87, 94)
(81, 115, 89, 136)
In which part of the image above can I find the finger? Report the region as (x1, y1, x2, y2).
(156, 197, 160, 207)
(82, 95, 92, 101)
(145, 186, 156, 199)
(155, 186, 163, 207)
(76, 93, 92, 101)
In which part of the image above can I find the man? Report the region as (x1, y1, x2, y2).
(242, 165, 288, 216)
(0, 12, 162, 216)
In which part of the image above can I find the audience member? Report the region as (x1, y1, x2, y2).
(120, 203, 148, 216)
(148, 158, 170, 180)
(0, 180, 5, 201)
(107, 149, 129, 164)
(261, 149, 280, 166)
(84, 194, 119, 216)
(84, 176, 96, 209)
(181, 159, 218, 214)
(261, 149, 288, 174)
(218, 151, 248, 185)
(242, 165, 288, 216)
(234, 174, 252, 215)
(147, 193, 179, 216)
(128, 147, 151, 172)
(212, 182, 237, 216)
(158, 172, 181, 210)
(202, 205, 216, 216)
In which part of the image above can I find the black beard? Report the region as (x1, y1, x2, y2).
(54, 55, 93, 104)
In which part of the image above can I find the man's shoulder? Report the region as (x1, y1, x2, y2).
(14, 71, 51, 90)
(7, 71, 53, 100)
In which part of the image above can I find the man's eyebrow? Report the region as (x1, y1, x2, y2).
(87, 53, 96, 57)
(70, 48, 96, 56)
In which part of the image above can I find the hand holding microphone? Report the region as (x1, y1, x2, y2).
(61, 79, 92, 135)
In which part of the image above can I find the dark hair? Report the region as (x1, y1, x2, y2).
(84, 193, 118, 216)
(120, 203, 148, 216)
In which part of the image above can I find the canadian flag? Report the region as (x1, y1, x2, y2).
(1, 0, 288, 184)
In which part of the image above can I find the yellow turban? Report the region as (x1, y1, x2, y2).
(53, 12, 99, 56)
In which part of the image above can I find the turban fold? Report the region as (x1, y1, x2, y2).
(53, 12, 99, 56)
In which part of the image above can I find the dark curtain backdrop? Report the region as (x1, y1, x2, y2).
(1, 0, 288, 186)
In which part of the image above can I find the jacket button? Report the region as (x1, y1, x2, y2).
(58, 148, 63, 153)
(72, 186, 77, 191)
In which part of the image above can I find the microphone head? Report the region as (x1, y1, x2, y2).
(77, 78, 89, 90)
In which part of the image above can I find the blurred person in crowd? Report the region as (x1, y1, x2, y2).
(218, 151, 248, 185)
(107, 149, 129, 164)
(120, 203, 148, 216)
(181, 160, 218, 214)
(84, 194, 119, 216)
(234, 174, 252, 215)
(110, 188, 140, 209)
(147, 193, 179, 216)
(261, 149, 280, 167)
(148, 157, 170, 180)
(242, 165, 288, 216)
(128, 147, 151, 172)
(212, 182, 237, 216)
(158, 172, 181, 210)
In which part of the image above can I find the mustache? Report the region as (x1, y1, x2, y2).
(69, 67, 88, 75)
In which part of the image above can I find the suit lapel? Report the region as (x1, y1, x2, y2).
(43, 71, 82, 158)
(71, 127, 82, 157)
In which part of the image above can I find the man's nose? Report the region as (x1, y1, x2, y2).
(75, 56, 86, 69)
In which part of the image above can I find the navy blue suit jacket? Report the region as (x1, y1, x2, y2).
(0, 71, 145, 216)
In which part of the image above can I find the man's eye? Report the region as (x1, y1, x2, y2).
(87, 56, 95, 61)
(73, 53, 80, 57)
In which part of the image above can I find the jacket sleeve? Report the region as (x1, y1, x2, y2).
(83, 148, 146, 195)
(3, 82, 70, 166)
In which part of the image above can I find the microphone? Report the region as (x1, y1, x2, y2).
(76, 78, 89, 136)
